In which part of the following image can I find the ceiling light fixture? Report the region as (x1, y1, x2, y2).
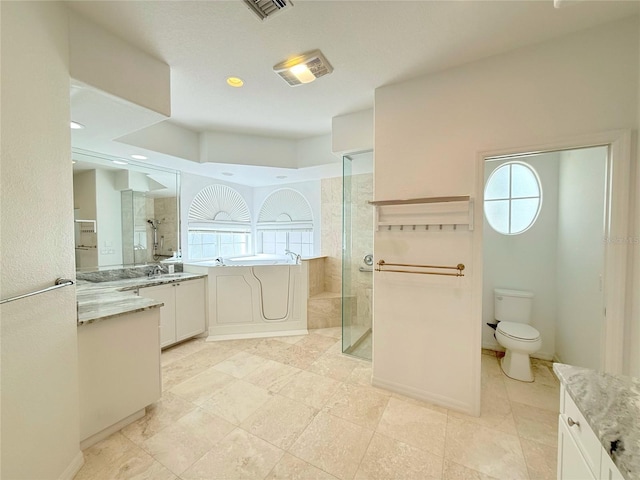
(70, 121, 85, 130)
(226, 77, 244, 88)
(131, 154, 148, 160)
(112, 160, 128, 166)
(273, 49, 333, 87)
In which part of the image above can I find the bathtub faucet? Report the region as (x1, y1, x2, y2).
(284, 249, 301, 264)
(214, 257, 224, 266)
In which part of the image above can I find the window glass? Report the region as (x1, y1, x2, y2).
(484, 161, 541, 235)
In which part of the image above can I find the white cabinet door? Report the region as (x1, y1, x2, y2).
(139, 283, 177, 348)
(600, 449, 625, 480)
(558, 417, 597, 480)
(175, 278, 206, 342)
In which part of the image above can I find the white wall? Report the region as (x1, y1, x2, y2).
(95, 169, 124, 267)
(253, 180, 322, 256)
(69, 10, 171, 117)
(332, 109, 374, 155)
(556, 147, 607, 369)
(482, 153, 560, 360)
(0, 2, 82, 478)
(629, 23, 640, 378)
(374, 17, 638, 413)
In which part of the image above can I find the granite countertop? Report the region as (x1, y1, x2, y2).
(77, 273, 207, 325)
(553, 363, 640, 480)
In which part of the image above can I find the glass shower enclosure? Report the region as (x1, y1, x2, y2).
(342, 152, 374, 360)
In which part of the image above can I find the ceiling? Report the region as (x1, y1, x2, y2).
(66, 0, 639, 184)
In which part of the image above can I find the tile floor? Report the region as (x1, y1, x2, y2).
(74, 330, 560, 480)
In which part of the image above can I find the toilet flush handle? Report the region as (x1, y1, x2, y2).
(567, 417, 580, 428)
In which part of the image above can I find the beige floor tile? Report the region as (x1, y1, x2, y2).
(210, 337, 262, 350)
(244, 359, 302, 392)
(511, 401, 558, 447)
(76, 432, 177, 480)
(182, 343, 240, 367)
(213, 351, 267, 378)
(199, 379, 273, 425)
(275, 335, 308, 344)
(308, 353, 361, 381)
(142, 408, 235, 475)
(531, 361, 559, 387)
(161, 357, 212, 391)
(182, 428, 284, 480)
(277, 344, 325, 369)
(266, 453, 338, 480)
(442, 459, 499, 480)
(246, 338, 294, 361)
(326, 340, 344, 355)
(444, 416, 529, 480)
(354, 433, 443, 480)
(296, 333, 340, 354)
(323, 383, 390, 429)
(168, 367, 235, 405)
(121, 391, 198, 445)
(278, 370, 342, 409)
(241, 395, 317, 449)
(450, 378, 518, 436)
(289, 412, 374, 480)
(520, 437, 557, 480)
(310, 327, 343, 339)
(504, 377, 560, 412)
(482, 349, 499, 357)
(389, 393, 447, 414)
(377, 397, 448, 457)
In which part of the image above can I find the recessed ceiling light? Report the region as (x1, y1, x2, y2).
(222, 172, 234, 176)
(131, 154, 148, 160)
(276, 175, 287, 179)
(112, 160, 128, 165)
(70, 121, 85, 130)
(226, 77, 244, 88)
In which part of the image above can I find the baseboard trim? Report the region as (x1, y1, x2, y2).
(372, 376, 475, 416)
(80, 408, 146, 450)
(59, 451, 84, 480)
(206, 329, 308, 342)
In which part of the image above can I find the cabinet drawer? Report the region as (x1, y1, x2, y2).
(561, 389, 602, 477)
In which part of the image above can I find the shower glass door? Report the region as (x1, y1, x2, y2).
(342, 152, 374, 360)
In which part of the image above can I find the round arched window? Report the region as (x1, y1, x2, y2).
(484, 161, 542, 235)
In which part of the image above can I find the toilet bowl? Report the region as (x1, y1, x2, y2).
(493, 288, 541, 382)
(495, 321, 541, 382)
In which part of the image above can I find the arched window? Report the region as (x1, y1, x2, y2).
(187, 184, 251, 259)
(257, 189, 314, 256)
(484, 161, 542, 235)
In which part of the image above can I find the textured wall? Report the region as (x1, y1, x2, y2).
(1, 2, 82, 477)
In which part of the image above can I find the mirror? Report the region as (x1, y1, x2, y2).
(72, 148, 180, 271)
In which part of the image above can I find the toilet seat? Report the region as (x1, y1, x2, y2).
(497, 321, 540, 341)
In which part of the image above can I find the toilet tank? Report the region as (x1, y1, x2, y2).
(494, 288, 533, 323)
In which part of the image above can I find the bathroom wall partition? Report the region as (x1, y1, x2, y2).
(342, 152, 374, 360)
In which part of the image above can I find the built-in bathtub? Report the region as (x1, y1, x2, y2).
(184, 256, 308, 340)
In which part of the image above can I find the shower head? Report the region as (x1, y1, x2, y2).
(147, 219, 158, 229)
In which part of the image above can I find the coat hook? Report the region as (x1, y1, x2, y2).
(388, 225, 391, 231)
(400, 225, 404, 231)
(412, 225, 416, 230)
(439, 224, 443, 230)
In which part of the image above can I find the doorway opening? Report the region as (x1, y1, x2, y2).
(475, 130, 632, 375)
(482, 146, 607, 370)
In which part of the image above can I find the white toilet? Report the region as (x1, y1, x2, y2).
(494, 288, 541, 382)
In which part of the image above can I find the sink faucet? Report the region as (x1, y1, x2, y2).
(284, 249, 301, 264)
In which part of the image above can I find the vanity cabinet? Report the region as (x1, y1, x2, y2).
(557, 385, 625, 480)
(138, 277, 206, 348)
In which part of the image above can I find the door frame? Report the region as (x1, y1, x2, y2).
(473, 130, 632, 375)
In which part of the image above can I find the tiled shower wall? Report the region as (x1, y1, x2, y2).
(154, 197, 179, 256)
(321, 173, 373, 329)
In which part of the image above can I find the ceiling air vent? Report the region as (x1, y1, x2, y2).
(273, 50, 333, 87)
(243, 0, 293, 21)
